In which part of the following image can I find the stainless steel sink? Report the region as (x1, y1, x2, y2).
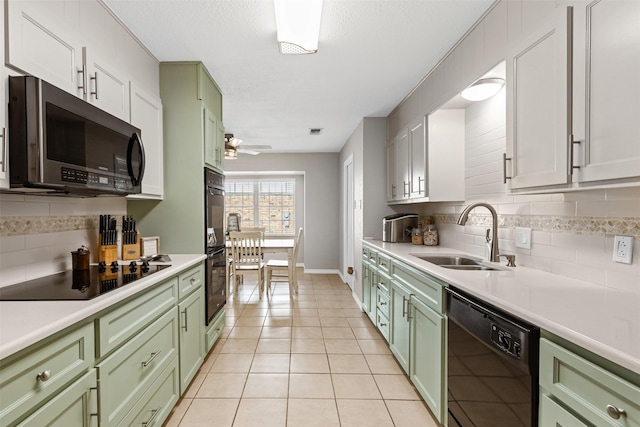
(410, 254, 502, 271)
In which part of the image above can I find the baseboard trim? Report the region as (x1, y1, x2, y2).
(303, 269, 341, 275)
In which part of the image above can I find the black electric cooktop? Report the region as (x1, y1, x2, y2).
(0, 262, 171, 301)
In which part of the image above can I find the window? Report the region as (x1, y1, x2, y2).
(225, 178, 295, 235)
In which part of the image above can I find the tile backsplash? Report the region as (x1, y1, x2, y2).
(411, 187, 640, 293)
(0, 194, 127, 287)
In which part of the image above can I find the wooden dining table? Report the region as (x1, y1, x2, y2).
(225, 237, 296, 296)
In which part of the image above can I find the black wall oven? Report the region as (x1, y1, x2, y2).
(204, 168, 226, 323)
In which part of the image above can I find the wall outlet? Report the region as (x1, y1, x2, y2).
(515, 227, 532, 250)
(613, 235, 634, 264)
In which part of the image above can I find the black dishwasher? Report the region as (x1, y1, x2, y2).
(446, 287, 539, 427)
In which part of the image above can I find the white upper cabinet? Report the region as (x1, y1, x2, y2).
(128, 82, 164, 199)
(427, 110, 465, 202)
(386, 139, 397, 201)
(1, 5, 8, 190)
(6, 0, 83, 94)
(506, 6, 572, 190)
(82, 48, 130, 122)
(572, 0, 640, 184)
(506, 1, 640, 192)
(409, 118, 426, 198)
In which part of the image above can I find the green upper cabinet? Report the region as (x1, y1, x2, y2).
(129, 62, 224, 253)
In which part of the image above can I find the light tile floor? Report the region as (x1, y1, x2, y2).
(164, 270, 439, 427)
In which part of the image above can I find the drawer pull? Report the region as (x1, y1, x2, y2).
(36, 370, 52, 382)
(606, 405, 626, 420)
(142, 350, 162, 367)
(379, 301, 387, 306)
(142, 405, 162, 426)
(190, 277, 197, 284)
(379, 323, 387, 327)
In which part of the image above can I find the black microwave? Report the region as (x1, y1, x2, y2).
(8, 76, 145, 196)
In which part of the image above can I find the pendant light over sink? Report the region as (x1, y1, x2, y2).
(461, 77, 505, 101)
(274, 0, 323, 55)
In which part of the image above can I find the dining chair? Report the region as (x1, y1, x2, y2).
(229, 231, 266, 296)
(265, 228, 303, 297)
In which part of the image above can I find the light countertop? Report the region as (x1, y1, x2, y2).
(364, 240, 640, 375)
(0, 254, 206, 360)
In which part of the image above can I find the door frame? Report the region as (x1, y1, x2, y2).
(343, 154, 355, 290)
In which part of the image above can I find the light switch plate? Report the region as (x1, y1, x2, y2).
(515, 227, 532, 250)
(613, 235, 633, 264)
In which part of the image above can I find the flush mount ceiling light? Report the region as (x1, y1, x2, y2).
(274, 0, 323, 55)
(461, 77, 505, 101)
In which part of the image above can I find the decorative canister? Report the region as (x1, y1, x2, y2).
(423, 224, 439, 246)
(71, 245, 90, 271)
(411, 228, 424, 245)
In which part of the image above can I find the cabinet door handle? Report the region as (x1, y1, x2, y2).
(402, 296, 408, 318)
(391, 184, 396, 198)
(0, 128, 6, 173)
(182, 308, 188, 331)
(142, 405, 162, 426)
(36, 370, 52, 382)
(570, 135, 581, 170)
(502, 153, 512, 183)
(142, 350, 161, 367)
(403, 181, 410, 197)
(90, 379, 101, 422)
(418, 176, 425, 194)
(77, 64, 87, 95)
(90, 72, 99, 99)
(606, 405, 626, 420)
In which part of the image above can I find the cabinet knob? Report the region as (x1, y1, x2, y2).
(36, 370, 52, 382)
(190, 277, 196, 284)
(606, 404, 626, 420)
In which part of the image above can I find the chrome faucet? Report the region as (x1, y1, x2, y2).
(456, 202, 501, 263)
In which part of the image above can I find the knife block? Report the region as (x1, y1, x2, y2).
(121, 232, 141, 260)
(98, 234, 118, 265)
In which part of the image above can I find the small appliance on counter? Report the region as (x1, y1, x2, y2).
(382, 213, 418, 243)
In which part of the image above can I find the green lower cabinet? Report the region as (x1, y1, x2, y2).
(97, 308, 179, 426)
(539, 337, 640, 427)
(539, 393, 591, 427)
(389, 280, 411, 373)
(205, 308, 226, 352)
(116, 357, 180, 427)
(17, 369, 97, 427)
(409, 295, 446, 424)
(362, 262, 371, 314)
(178, 286, 205, 394)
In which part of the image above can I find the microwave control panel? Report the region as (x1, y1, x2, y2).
(61, 167, 111, 187)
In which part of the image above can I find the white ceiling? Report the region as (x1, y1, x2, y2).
(104, 0, 495, 154)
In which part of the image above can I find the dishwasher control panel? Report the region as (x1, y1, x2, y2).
(491, 324, 522, 359)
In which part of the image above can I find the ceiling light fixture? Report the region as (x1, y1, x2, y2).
(274, 0, 323, 55)
(461, 77, 505, 101)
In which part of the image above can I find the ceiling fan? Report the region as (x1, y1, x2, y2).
(224, 133, 260, 159)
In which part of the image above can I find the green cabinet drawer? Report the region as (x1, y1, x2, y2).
(206, 308, 226, 352)
(366, 246, 377, 264)
(376, 288, 390, 318)
(540, 338, 640, 427)
(116, 357, 179, 427)
(0, 323, 94, 427)
(17, 369, 97, 427)
(377, 252, 391, 275)
(375, 271, 390, 294)
(178, 263, 204, 299)
(362, 245, 370, 262)
(391, 260, 445, 314)
(96, 277, 178, 357)
(539, 393, 590, 427)
(376, 310, 390, 342)
(97, 308, 178, 427)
